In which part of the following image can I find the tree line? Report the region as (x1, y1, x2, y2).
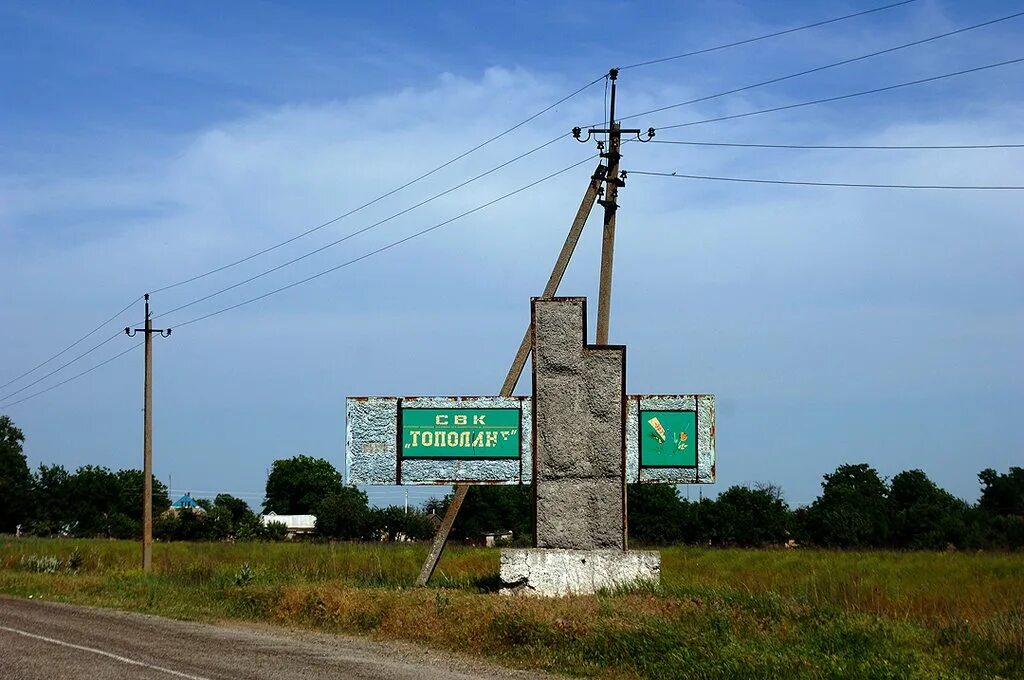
(2, 415, 1021, 548)
(438, 464, 1023, 550)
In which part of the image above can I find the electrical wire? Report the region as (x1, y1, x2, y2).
(649, 139, 1024, 150)
(627, 169, 1024, 190)
(0, 295, 141, 392)
(655, 56, 1024, 131)
(0, 330, 126, 403)
(169, 154, 598, 329)
(619, 0, 919, 70)
(152, 133, 569, 322)
(617, 10, 1024, 124)
(2, 156, 595, 410)
(149, 77, 605, 295)
(0, 3, 952, 403)
(0, 342, 143, 411)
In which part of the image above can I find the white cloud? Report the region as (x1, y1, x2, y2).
(2, 61, 1021, 504)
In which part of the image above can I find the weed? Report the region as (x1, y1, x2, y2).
(67, 548, 84, 573)
(1, 538, 1022, 679)
(434, 590, 451, 617)
(21, 554, 60, 574)
(233, 562, 256, 587)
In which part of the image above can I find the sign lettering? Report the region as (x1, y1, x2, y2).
(402, 407, 520, 459)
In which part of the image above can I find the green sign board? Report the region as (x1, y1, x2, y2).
(639, 410, 697, 468)
(401, 407, 521, 460)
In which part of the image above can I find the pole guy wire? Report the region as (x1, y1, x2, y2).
(627, 169, 1024, 190)
(619, 0, 920, 70)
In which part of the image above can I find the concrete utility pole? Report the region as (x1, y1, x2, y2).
(415, 71, 654, 586)
(574, 69, 654, 343)
(126, 294, 171, 572)
(414, 164, 608, 587)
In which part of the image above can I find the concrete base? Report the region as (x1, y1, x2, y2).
(499, 549, 660, 597)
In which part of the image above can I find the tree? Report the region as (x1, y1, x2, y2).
(367, 506, 436, 542)
(708, 485, 792, 547)
(214, 494, 252, 526)
(450, 485, 532, 544)
(888, 469, 967, 549)
(31, 464, 73, 535)
(30, 464, 168, 539)
(627, 484, 685, 545)
(315, 486, 370, 540)
(805, 463, 890, 548)
(978, 467, 1024, 517)
(0, 415, 32, 533)
(113, 469, 171, 520)
(263, 455, 343, 514)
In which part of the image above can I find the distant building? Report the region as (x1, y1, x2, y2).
(482, 530, 513, 548)
(260, 511, 316, 539)
(166, 493, 205, 515)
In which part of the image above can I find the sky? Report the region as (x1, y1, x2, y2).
(1, 0, 1021, 511)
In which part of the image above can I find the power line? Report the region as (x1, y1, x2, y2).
(170, 155, 598, 329)
(656, 56, 1024, 131)
(0, 329, 125, 403)
(619, 0, 919, 70)
(2, 157, 596, 409)
(0, 342, 143, 411)
(153, 133, 568, 322)
(650, 139, 1024, 150)
(0, 4, 951, 401)
(627, 169, 1024, 190)
(149, 77, 605, 295)
(0, 295, 141, 392)
(618, 10, 1024, 124)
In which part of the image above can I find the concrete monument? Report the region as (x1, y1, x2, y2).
(346, 296, 715, 596)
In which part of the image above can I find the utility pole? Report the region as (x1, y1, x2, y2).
(126, 294, 171, 573)
(574, 68, 654, 343)
(415, 164, 608, 587)
(416, 72, 653, 586)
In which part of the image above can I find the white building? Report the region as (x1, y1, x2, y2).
(260, 512, 316, 538)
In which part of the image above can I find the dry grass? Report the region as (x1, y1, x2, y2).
(2, 538, 1022, 679)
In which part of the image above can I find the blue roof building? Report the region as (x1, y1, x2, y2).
(168, 493, 205, 514)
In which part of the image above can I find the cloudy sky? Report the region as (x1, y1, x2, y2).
(1, 0, 1021, 509)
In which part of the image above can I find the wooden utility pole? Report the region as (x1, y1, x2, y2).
(415, 164, 607, 587)
(126, 294, 171, 572)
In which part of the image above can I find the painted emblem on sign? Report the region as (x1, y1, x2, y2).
(640, 410, 697, 468)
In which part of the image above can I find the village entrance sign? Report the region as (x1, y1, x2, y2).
(347, 296, 715, 596)
(349, 79, 710, 594)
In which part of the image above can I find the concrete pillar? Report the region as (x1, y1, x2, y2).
(531, 297, 626, 550)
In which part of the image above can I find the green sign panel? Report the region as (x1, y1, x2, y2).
(401, 407, 521, 460)
(640, 410, 697, 468)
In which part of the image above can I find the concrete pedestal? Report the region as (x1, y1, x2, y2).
(499, 549, 660, 597)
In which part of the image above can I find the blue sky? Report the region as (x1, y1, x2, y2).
(1, 0, 1021, 510)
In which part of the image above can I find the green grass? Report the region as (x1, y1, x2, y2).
(2, 538, 1022, 679)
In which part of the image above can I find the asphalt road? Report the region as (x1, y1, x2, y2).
(0, 596, 551, 680)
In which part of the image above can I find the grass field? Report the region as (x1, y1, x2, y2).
(1, 538, 1022, 679)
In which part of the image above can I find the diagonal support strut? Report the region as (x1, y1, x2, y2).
(415, 163, 607, 586)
